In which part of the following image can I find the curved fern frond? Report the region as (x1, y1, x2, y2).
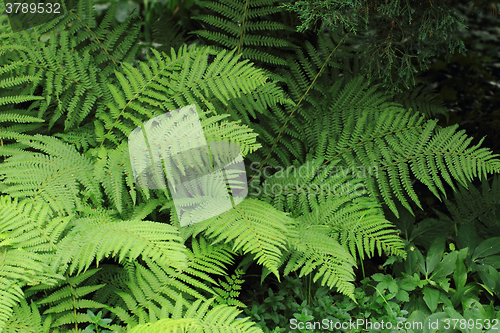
(187, 198, 291, 279)
(127, 296, 262, 333)
(98, 46, 268, 147)
(392, 83, 448, 119)
(0, 133, 102, 215)
(0, 196, 67, 330)
(52, 216, 188, 275)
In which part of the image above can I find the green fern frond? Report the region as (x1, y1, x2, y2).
(25, 269, 106, 330)
(192, 0, 297, 66)
(0, 196, 68, 330)
(189, 198, 291, 279)
(0, 134, 102, 215)
(52, 216, 188, 275)
(4, 299, 51, 333)
(110, 238, 234, 325)
(290, 75, 500, 217)
(284, 221, 357, 300)
(53, 122, 97, 152)
(328, 106, 500, 216)
(213, 269, 246, 308)
(127, 296, 262, 333)
(0, 30, 104, 131)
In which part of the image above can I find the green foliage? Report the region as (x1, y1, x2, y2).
(191, 0, 298, 66)
(127, 297, 262, 333)
(0, 0, 499, 331)
(213, 269, 246, 308)
(281, 0, 471, 92)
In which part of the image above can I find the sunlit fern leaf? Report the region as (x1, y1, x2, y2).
(0, 196, 68, 330)
(283, 221, 357, 300)
(127, 296, 263, 333)
(52, 216, 188, 275)
(110, 239, 234, 325)
(0, 133, 102, 215)
(187, 198, 290, 280)
(3, 299, 50, 333)
(437, 175, 500, 238)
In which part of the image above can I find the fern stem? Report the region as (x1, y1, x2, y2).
(249, 31, 350, 183)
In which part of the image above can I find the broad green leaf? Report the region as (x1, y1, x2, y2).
(453, 253, 467, 290)
(422, 287, 439, 312)
(431, 251, 457, 280)
(476, 255, 500, 269)
(398, 277, 418, 291)
(472, 237, 500, 260)
(477, 264, 499, 294)
(425, 236, 445, 277)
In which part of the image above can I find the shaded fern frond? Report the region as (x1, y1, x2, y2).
(392, 84, 448, 119)
(297, 76, 500, 217)
(192, 0, 297, 66)
(327, 105, 500, 216)
(253, 157, 406, 261)
(437, 175, 500, 238)
(213, 269, 246, 308)
(3, 299, 50, 333)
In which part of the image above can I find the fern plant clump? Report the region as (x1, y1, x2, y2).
(0, 0, 499, 332)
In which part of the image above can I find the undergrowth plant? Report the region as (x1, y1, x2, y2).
(0, 0, 499, 332)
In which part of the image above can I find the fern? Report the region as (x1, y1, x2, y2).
(3, 299, 50, 333)
(191, 0, 298, 66)
(0, 11, 140, 132)
(0, 196, 66, 331)
(0, 0, 499, 331)
(127, 296, 262, 333)
(289, 75, 500, 217)
(213, 269, 246, 308)
(436, 175, 500, 238)
(0, 133, 102, 215)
